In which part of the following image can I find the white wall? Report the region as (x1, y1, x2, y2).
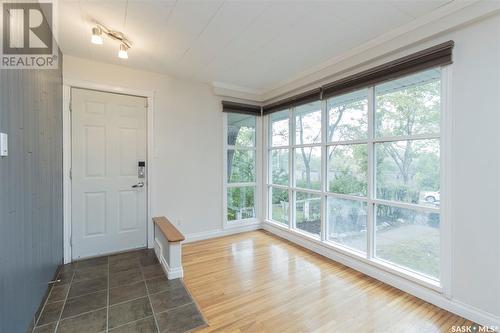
(64, 56, 224, 236)
(446, 14, 500, 319)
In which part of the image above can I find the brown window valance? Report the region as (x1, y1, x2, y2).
(260, 40, 454, 115)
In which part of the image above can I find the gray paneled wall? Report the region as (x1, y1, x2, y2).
(0, 53, 63, 333)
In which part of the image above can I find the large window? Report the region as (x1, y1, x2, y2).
(374, 69, 441, 279)
(266, 68, 442, 282)
(327, 89, 369, 252)
(225, 113, 259, 223)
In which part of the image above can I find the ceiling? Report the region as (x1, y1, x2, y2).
(58, 0, 454, 93)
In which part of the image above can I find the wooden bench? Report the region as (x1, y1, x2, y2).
(153, 216, 185, 279)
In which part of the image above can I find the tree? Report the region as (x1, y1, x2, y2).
(227, 116, 256, 220)
(226, 124, 240, 179)
(376, 78, 440, 218)
(326, 98, 367, 194)
(297, 114, 317, 188)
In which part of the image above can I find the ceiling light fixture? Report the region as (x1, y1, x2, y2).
(91, 27, 103, 45)
(118, 43, 129, 59)
(90, 23, 133, 59)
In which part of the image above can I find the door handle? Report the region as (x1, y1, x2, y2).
(132, 182, 144, 188)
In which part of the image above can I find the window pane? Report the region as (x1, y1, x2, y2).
(271, 110, 289, 147)
(376, 139, 439, 207)
(227, 186, 255, 221)
(227, 113, 256, 147)
(227, 150, 255, 183)
(327, 198, 367, 253)
(294, 146, 321, 190)
(375, 204, 440, 279)
(270, 187, 289, 225)
(295, 101, 322, 144)
(327, 89, 368, 142)
(271, 149, 289, 186)
(328, 144, 367, 196)
(375, 68, 441, 137)
(295, 192, 321, 236)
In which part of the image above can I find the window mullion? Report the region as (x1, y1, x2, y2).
(373, 133, 440, 143)
(289, 108, 294, 229)
(223, 113, 229, 225)
(321, 99, 327, 242)
(367, 86, 375, 260)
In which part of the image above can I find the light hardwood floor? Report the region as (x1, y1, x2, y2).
(182, 230, 474, 333)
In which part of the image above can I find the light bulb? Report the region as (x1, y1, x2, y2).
(118, 44, 128, 59)
(91, 27, 103, 45)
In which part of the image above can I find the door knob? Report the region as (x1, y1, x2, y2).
(132, 182, 144, 188)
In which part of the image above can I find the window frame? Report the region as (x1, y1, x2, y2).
(264, 67, 450, 290)
(223, 112, 262, 228)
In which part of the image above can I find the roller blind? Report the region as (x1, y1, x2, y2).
(261, 41, 454, 114)
(222, 101, 262, 116)
(262, 88, 321, 115)
(322, 40, 454, 99)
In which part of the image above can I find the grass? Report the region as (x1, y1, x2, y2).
(376, 233, 440, 278)
(271, 205, 439, 279)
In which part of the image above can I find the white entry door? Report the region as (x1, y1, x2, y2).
(71, 88, 147, 259)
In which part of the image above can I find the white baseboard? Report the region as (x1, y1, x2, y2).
(183, 223, 261, 243)
(263, 221, 500, 328)
(154, 237, 184, 280)
(159, 255, 184, 280)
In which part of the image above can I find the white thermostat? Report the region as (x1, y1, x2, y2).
(0, 132, 8, 157)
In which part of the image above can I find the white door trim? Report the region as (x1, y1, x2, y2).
(63, 79, 155, 264)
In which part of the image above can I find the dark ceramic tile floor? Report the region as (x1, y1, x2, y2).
(32, 249, 206, 333)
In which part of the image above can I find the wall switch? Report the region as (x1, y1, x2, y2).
(0, 133, 7, 157)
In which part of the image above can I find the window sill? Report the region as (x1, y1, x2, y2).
(263, 219, 442, 292)
(224, 218, 261, 230)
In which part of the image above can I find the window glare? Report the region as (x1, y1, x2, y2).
(271, 110, 289, 146)
(294, 146, 321, 190)
(327, 198, 367, 253)
(328, 144, 367, 196)
(375, 68, 441, 138)
(294, 101, 322, 144)
(270, 187, 289, 225)
(375, 204, 440, 278)
(227, 113, 256, 147)
(226, 113, 257, 223)
(227, 150, 255, 183)
(227, 186, 255, 221)
(295, 192, 321, 236)
(271, 149, 289, 186)
(376, 139, 440, 207)
(327, 89, 368, 142)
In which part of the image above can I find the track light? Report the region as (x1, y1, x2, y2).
(118, 44, 128, 59)
(91, 27, 103, 45)
(90, 23, 132, 59)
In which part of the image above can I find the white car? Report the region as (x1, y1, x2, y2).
(423, 191, 440, 204)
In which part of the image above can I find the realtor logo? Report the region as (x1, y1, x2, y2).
(1, 0, 58, 69)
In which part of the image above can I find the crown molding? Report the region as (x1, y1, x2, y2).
(211, 81, 264, 103)
(211, 0, 499, 104)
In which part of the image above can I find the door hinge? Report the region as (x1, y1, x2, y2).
(69, 102, 72, 112)
(69, 168, 72, 179)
